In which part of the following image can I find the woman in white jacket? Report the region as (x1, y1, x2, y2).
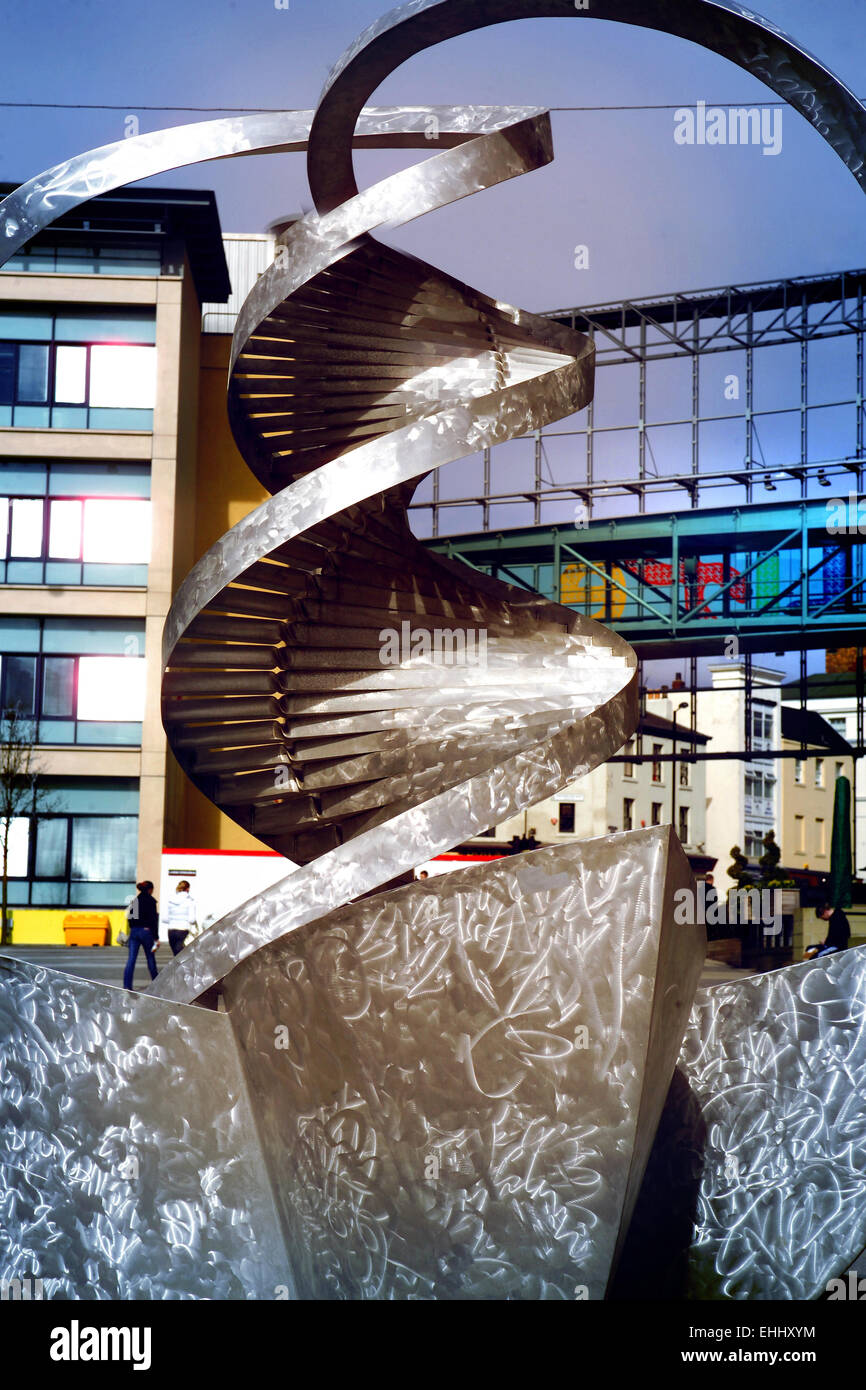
(164, 879, 198, 956)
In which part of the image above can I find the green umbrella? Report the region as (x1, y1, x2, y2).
(828, 774, 853, 909)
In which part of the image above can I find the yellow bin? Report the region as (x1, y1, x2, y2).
(63, 913, 111, 947)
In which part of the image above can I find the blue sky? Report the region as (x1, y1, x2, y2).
(3, 0, 866, 310)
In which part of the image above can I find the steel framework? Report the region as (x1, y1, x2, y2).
(413, 268, 866, 533)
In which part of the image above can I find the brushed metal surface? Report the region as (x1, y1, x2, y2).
(677, 949, 866, 1300)
(0, 957, 291, 1300)
(221, 828, 703, 1299)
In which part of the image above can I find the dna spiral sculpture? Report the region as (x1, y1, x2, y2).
(3, 0, 866, 1302)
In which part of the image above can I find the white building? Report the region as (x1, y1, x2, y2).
(695, 662, 783, 874)
(473, 704, 710, 866)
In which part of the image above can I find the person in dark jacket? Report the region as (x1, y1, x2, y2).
(815, 902, 850, 957)
(123, 881, 159, 989)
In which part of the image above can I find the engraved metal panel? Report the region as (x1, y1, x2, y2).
(0, 957, 290, 1300)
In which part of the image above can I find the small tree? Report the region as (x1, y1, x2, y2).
(726, 845, 749, 885)
(758, 829, 781, 883)
(0, 704, 54, 946)
(756, 829, 795, 889)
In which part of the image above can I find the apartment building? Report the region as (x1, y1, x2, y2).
(780, 706, 855, 875)
(480, 704, 711, 869)
(781, 669, 865, 874)
(0, 184, 230, 937)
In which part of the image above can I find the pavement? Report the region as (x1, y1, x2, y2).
(2, 944, 761, 995)
(0, 945, 168, 992)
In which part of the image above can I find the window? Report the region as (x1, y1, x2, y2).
(745, 830, 765, 859)
(622, 740, 636, 778)
(678, 805, 689, 844)
(0, 309, 156, 430)
(794, 758, 804, 785)
(623, 798, 634, 831)
(828, 716, 848, 737)
(815, 818, 826, 856)
(651, 743, 663, 784)
(678, 759, 689, 787)
(4, 777, 139, 906)
(835, 761, 844, 781)
(751, 705, 774, 743)
(558, 802, 575, 834)
(814, 759, 824, 787)
(651, 802, 662, 826)
(1, 243, 162, 277)
(795, 815, 805, 853)
(0, 461, 151, 585)
(0, 617, 146, 744)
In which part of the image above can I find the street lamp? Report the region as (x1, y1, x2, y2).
(671, 700, 689, 841)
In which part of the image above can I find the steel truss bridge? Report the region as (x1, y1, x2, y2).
(422, 269, 866, 765)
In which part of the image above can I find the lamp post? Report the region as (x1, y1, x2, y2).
(671, 700, 689, 841)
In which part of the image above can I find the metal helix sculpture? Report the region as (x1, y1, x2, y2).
(3, 0, 866, 1303)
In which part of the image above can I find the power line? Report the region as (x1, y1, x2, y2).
(0, 98, 836, 114)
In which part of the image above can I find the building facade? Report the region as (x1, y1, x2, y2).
(0, 185, 233, 938)
(478, 703, 710, 865)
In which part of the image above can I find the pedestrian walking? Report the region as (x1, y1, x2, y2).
(123, 880, 159, 990)
(165, 879, 199, 955)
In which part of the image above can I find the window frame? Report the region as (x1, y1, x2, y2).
(0, 490, 150, 586)
(0, 314, 156, 430)
(0, 619, 145, 745)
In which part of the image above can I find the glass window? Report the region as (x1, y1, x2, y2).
(0, 462, 48, 495)
(795, 814, 805, 852)
(0, 312, 53, 340)
(651, 802, 662, 826)
(48, 500, 82, 559)
(651, 743, 663, 783)
(70, 815, 137, 881)
(7, 817, 30, 877)
(42, 618, 144, 655)
(88, 345, 156, 409)
(3, 654, 37, 713)
(16, 344, 49, 403)
(42, 657, 76, 717)
(77, 657, 146, 721)
(678, 805, 689, 843)
(35, 818, 67, 877)
(10, 498, 43, 556)
(679, 760, 689, 786)
(49, 462, 150, 498)
(835, 761, 844, 780)
(83, 499, 150, 564)
(53, 311, 156, 345)
(815, 759, 824, 787)
(815, 818, 826, 856)
(54, 345, 87, 404)
(623, 797, 634, 831)
(558, 802, 575, 834)
(794, 758, 804, 784)
(622, 739, 635, 778)
(0, 342, 16, 401)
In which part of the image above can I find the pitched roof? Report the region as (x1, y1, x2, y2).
(780, 705, 853, 753)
